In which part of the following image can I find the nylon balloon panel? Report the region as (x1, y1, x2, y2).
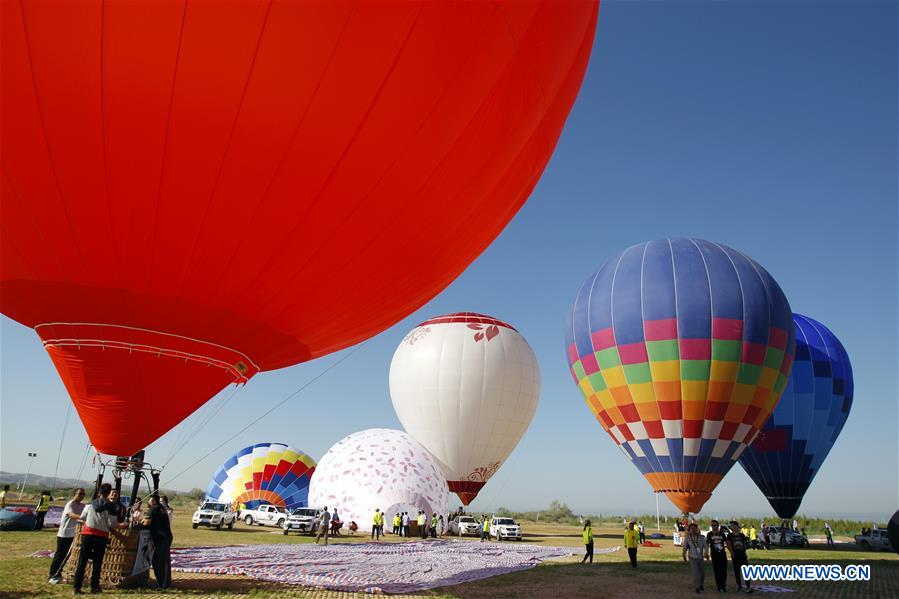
(205, 442, 316, 510)
(738, 314, 852, 518)
(565, 239, 795, 513)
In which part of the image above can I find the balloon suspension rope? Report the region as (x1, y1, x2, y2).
(50, 401, 73, 491)
(163, 341, 368, 488)
(159, 384, 245, 469)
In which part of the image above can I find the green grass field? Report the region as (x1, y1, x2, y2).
(1, 510, 896, 599)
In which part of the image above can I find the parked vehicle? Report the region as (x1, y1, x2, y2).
(767, 526, 807, 547)
(241, 504, 286, 528)
(283, 507, 322, 535)
(449, 515, 481, 537)
(490, 517, 522, 541)
(855, 529, 892, 551)
(191, 501, 237, 530)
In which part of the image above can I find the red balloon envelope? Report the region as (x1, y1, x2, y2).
(1, 1, 598, 455)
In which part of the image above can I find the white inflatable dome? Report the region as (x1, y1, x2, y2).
(309, 428, 448, 533)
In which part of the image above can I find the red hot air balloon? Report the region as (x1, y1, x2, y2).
(1, 1, 598, 456)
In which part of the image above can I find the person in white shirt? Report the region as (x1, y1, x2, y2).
(682, 523, 709, 593)
(72, 484, 125, 594)
(48, 488, 85, 584)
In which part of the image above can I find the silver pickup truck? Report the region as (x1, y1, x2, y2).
(855, 529, 891, 551)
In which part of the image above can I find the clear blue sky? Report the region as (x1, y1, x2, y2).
(2, 1, 896, 520)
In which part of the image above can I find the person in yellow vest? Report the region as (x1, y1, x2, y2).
(34, 490, 53, 530)
(417, 510, 426, 539)
(238, 502, 247, 520)
(372, 508, 383, 540)
(582, 519, 594, 563)
(430, 513, 438, 538)
(624, 521, 640, 568)
(393, 513, 401, 535)
(749, 526, 758, 549)
(480, 515, 491, 542)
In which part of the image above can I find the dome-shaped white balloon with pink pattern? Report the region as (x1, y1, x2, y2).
(308, 428, 448, 533)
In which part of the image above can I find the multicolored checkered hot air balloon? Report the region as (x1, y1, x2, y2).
(565, 239, 796, 514)
(738, 314, 852, 519)
(205, 443, 315, 510)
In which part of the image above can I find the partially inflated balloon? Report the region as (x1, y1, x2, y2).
(205, 443, 316, 510)
(565, 239, 795, 514)
(1, 1, 598, 455)
(390, 313, 540, 505)
(738, 314, 852, 518)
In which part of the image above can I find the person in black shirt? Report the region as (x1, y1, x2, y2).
(706, 520, 729, 592)
(142, 495, 173, 589)
(726, 520, 752, 593)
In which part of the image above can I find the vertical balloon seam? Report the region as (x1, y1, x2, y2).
(16, 2, 88, 270)
(689, 239, 715, 484)
(173, 0, 274, 300)
(145, 0, 190, 296)
(606, 249, 627, 469)
(709, 240, 757, 504)
(638, 241, 667, 480)
(99, 0, 123, 278)
(665, 238, 688, 497)
(193, 2, 356, 317)
(210, 6, 426, 321)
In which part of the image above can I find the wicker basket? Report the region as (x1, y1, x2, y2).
(63, 524, 152, 588)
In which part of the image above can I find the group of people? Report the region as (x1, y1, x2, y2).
(43, 485, 174, 594)
(680, 520, 755, 594)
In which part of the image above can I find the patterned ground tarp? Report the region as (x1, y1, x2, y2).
(171, 540, 597, 594)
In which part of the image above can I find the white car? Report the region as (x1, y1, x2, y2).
(241, 504, 287, 528)
(283, 507, 322, 535)
(192, 501, 237, 530)
(490, 517, 522, 541)
(449, 515, 481, 537)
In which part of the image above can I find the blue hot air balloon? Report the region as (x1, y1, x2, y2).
(738, 314, 853, 518)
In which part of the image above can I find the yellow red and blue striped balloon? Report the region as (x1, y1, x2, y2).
(205, 442, 316, 510)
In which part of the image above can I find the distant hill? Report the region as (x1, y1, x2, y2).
(0, 471, 94, 490)
(0, 471, 193, 495)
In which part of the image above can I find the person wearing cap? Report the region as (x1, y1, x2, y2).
(726, 520, 753, 593)
(682, 523, 709, 593)
(624, 521, 640, 568)
(706, 520, 729, 592)
(582, 519, 594, 563)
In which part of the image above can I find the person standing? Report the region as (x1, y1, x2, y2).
(682, 523, 709, 593)
(749, 525, 758, 549)
(160, 495, 173, 521)
(142, 494, 173, 590)
(417, 511, 426, 539)
(34, 490, 53, 530)
(393, 513, 401, 535)
(638, 521, 646, 544)
(824, 522, 834, 547)
(316, 506, 331, 545)
(480, 515, 490, 542)
(402, 512, 410, 537)
(726, 520, 752, 593)
(0, 484, 9, 508)
(706, 520, 729, 592)
(582, 519, 594, 564)
(438, 514, 445, 536)
(430, 513, 438, 538)
(372, 509, 383, 540)
(72, 483, 123, 594)
(48, 488, 86, 584)
(624, 521, 640, 569)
